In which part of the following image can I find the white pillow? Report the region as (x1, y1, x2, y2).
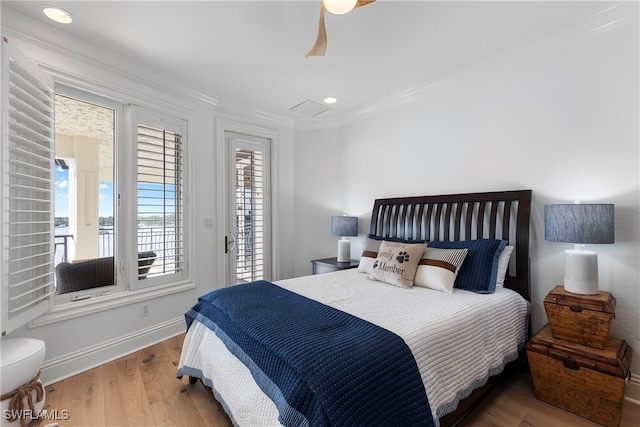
(495, 245, 514, 287)
(414, 247, 468, 293)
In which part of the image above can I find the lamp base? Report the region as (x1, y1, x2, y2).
(563, 245, 599, 295)
(337, 238, 351, 263)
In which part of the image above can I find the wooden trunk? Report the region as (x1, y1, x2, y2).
(526, 325, 632, 427)
(544, 285, 615, 349)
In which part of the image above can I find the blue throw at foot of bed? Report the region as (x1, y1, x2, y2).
(180, 280, 434, 427)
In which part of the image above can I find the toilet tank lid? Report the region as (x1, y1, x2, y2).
(1, 338, 46, 368)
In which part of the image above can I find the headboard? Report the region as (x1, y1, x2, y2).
(369, 190, 532, 300)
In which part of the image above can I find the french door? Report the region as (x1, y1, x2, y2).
(225, 132, 271, 285)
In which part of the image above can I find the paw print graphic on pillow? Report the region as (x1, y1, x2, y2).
(369, 240, 425, 288)
(396, 251, 410, 264)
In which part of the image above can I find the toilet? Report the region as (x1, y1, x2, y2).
(1, 339, 46, 426)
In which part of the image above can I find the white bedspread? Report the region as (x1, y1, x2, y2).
(178, 269, 529, 427)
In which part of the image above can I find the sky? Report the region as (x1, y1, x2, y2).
(55, 164, 114, 218)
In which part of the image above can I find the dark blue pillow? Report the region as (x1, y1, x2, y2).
(426, 239, 507, 294)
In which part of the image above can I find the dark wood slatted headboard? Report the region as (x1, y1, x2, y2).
(369, 190, 532, 300)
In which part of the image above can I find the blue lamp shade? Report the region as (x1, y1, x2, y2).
(331, 216, 358, 237)
(544, 204, 614, 244)
(544, 204, 614, 295)
(331, 216, 358, 262)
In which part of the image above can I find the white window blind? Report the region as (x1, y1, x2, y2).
(235, 148, 264, 282)
(1, 38, 55, 335)
(133, 109, 186, 288)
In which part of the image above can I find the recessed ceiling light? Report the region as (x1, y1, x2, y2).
(42, 6, 73, 24)
(324, 97, 337, 104)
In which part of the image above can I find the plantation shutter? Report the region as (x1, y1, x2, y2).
(132, 107, 186, 289)
(235, 147, 265, 282)
(1, 37, 55, 336)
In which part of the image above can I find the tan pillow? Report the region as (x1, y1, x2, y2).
(368, 241, 426, 288)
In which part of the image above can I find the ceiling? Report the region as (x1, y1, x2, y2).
(3, 1, 610, 121)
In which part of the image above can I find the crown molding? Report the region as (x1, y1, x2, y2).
(293, 116, 342, 130)
(2, 25, 220, 111)
(215, 98, 295, 129)
(1, 6, 222, 107)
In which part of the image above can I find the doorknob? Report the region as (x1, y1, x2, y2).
(225, 233, 236, 254)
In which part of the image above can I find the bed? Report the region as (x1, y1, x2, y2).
(177, 189, 532, 427)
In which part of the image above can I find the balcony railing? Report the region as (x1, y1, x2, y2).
(55, 226, 177, 266)
(54, 234, 74, 263)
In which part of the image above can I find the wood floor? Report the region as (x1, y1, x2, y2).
(30, 333, 639, 427)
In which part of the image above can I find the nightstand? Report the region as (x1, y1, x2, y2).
(526, 324, 632, 427)
(527, 287, 632, 427)
(543, 285, 616, 348)
(311, 257, 359, 275)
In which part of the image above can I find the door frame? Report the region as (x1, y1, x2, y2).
(225, 132, 271, 285)
(215, 119, 279, 286)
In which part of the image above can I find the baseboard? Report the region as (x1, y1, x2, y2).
(626, 373, 640, 405)
(40, 316, 185, 385)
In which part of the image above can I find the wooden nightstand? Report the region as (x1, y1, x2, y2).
(544, 285, 615, 348)
(528, 287, 632, 427)
(526, 324, 632, 427)
(311, 258, 359, 275)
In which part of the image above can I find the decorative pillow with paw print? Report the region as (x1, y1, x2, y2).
(368, 240, 426, 288)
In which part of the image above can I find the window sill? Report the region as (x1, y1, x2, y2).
(29, 280, 196, 328)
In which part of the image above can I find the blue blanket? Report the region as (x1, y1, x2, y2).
(184, 280, 434, 427)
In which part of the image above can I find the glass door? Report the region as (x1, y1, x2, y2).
(225, 132, 271, 285)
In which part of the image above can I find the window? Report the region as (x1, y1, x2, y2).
(52, 103, 189, 298)
(132, 107, 187, 289)
(2, 40, 192, 330)
(233, 141, 269, 283)
(1, 38, 56, 335)
(53, 93, 117, 296)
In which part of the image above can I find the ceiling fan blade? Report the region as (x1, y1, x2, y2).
(306, 3, 327, 57)
(305, 0, 375, 57)
(354, 0, 376, 9)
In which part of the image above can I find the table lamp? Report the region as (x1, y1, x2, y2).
(544, 203, 614, 295)
(331, 216, 358, 262)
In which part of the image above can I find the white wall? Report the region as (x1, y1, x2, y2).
(2, 8, 297, 384)
(294, 3, 640, 398)
(292, 125, 344, 276)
